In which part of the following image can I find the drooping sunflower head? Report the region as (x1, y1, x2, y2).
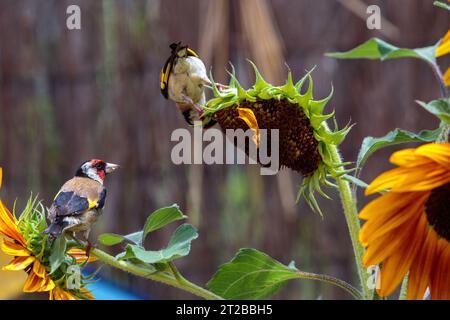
(0, 168, 95, 300)
(360, 143, 450, 299)
(203, 62, 351, 214)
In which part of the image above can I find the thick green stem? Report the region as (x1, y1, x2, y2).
(328, 144, 369, 299)
(90, 248, 224, 300)
(430, 61, 449, 143)
(437, 123, 449, 143)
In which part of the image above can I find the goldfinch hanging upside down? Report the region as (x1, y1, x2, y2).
(160, 42, 220, 128)
(44, 159, 119, 254)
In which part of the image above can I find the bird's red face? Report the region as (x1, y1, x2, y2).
(76, 159, 120, 183)
(90, 159, 107, 181)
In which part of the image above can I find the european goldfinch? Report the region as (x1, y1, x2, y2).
(44, 159, 119, 252)
(160, 42, 217, 128)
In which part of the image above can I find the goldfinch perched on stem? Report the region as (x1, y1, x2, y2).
(44, 159, 119, 254)
(160, 42, 219, 128)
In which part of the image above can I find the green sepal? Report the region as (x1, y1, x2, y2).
(310, 110, 335, 129)
(309, 86, 334, 115)
(247, 60, 271, 95)
(227, 70, 256, 102)
(279, 71, 298, 99)
(295, 67, 316, 91)
(295, 75, 314, 107)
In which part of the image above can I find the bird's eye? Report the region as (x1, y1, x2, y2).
(95, 163, 103, 169)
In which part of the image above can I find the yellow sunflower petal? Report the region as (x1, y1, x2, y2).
(0, 202, 26, 245)
(49, 286, 94, 300)
(23, 272, 45, 293)
(444, 67, 450, 87)
(39, 276, 56, 292)
(81, 287, 95, 300)
(67, 248, 98, 264)
(365, 163, 450, 194)
(360, 192, 425, 246)
(389, 148, 430, 167)
(361, 193, 424, 266)
(0, 169, 26, 246)
(0, 239, 31, 257)
(359, 191, 420, 221)
(2, 255, 35, 271)
(49, 287, 63, 300)
(363, 226, 408, 267)
(23, 270, 55, 293)
(436, 29, 450, 57)
(58, 289, 77, 300)
(377, 214, 427, 297)
(237, 107, 260, 148)
(32, 260, 47, 278)
(430, 239, 450, 300)
(416, 143, 450, 169)
(407, 227, 438, 300)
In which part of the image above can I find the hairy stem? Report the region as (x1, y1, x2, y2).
(328, 144, 369, 299)
(90, 248, 224, 300)
(437, 123, 449, 143)
(431, 62, 448, 99)
(430, 61, 449, 142)
(296, 270, 362, 300)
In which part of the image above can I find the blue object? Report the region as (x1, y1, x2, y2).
(86, 278, 147, 300)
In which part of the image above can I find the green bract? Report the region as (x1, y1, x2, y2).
(16, 196, 94, 299)
(204, 62, 352, 214)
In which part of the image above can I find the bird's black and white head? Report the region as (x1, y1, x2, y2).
(75, 159, 120, 184)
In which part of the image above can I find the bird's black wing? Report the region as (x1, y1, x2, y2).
(97, 189, 107, 210)
(53, 191, 94, 217)
(160, 54, 176, 99)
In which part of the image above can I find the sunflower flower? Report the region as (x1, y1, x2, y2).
(204, 62, 351, 214)
(436, 29, 450, 86)
(359, 143, 450, 299)
(0, 168, 95, 300)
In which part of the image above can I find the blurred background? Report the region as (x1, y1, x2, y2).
(0, 0, 448, 299)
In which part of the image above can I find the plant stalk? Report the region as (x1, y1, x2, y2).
(296, 270, 362, 300)
(429, 62, 449, 142)
(90, 248, 224, 300)
(328, 144, 369, 299)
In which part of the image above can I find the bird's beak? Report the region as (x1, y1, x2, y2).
(105, 163, 120, 174)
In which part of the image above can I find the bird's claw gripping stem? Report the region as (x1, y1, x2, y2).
(85, 241, 97, 257)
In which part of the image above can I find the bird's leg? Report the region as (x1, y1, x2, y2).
(80, 230, 95, 257)
(216, 83, 229, 91)
(202, 78, 229, 92)
(180, 94, 204, 116)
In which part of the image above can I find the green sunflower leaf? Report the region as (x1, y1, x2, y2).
(342, 174, 369, 189)
(98, 233, 124, 246)
(142, 204, 186, 243)
(356, 127, 443, 169)
(119, 224, 198, 264)
(207, 248, 361, 300)
(207, 248, 297, 299)
(49, 235, 68, 273)
(98, 231, 144, 247)
(326, 38, 437, 64)
(416, 99, 450, 124)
